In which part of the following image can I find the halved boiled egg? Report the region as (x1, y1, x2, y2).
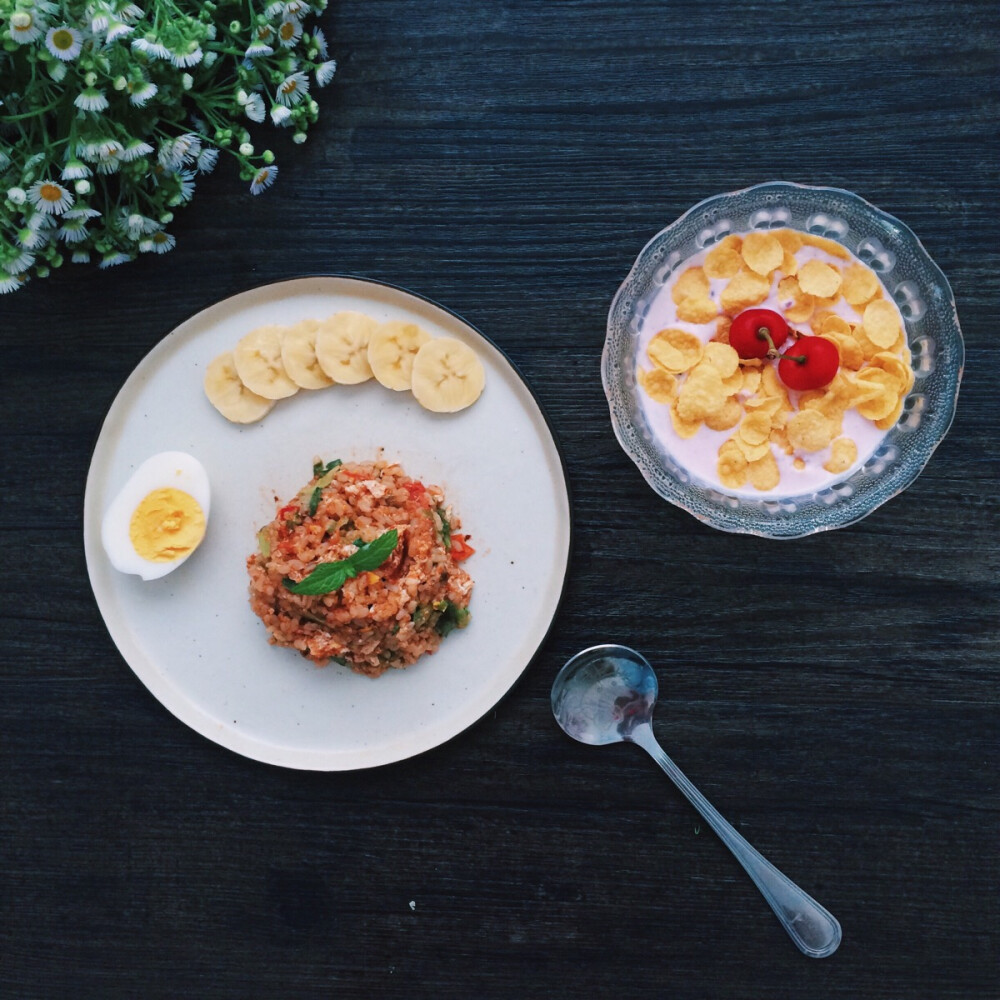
(101, 451, 211, 580)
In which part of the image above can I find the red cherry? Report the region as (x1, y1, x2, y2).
(729, 308, 790, 360)
(777, 336, 840, 391)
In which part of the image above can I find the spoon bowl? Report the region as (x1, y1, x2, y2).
(552, 644, 842, 959)
(551, 644, 657, 745)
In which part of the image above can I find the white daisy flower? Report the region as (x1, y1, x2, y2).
(128, 80, 158, 106)
(46, 25, 83, 61)
(63, 206, 102, 221)
(173, 170, 196, 203)
(89, 4, 112, 32)
(4, 250, 35, 274)
(117, 4, 144, 22)
(75, 88, 110, 113)
(276, 71, 309, 107)
(0, 274, 28, 293)
(10, 11, 44, 45)
(16, 226, 48, 249)
(95, 155, 122, 175)
(244, 40, 274, 59)
(58, 220, 90, 244)
(99, 251, 133, 269)
(149, 230, 175, 254)
(315, 59, 336, 87)
(244, 92, 266, 122)
(72, 250, 91, 264)
(27, 180, 74, 215)
(276, 18, 302, 47)
(120, 138, 154, 162)
(312, 27, 328, 58)
(105, 19, 133, 42)
(122, 211, 157, 237)
(170, 45, 203, 68)
(284, 1, 312, 18)
(270, 104, 292, 126)
(132, 35, 170, 59)
(249, 164, 278, 195)
(196, 147, 219, 173)
(265, 2, 285, 16)
(61, 158, 91, 180)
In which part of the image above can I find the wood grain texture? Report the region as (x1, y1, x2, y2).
(2, 1, 997, 997)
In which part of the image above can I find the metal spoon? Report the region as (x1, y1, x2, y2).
(551, 644, 842, 958)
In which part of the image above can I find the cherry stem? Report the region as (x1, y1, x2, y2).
(756, 325, 804, 362)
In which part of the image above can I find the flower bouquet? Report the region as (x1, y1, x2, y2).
(0, 0, 336, 293)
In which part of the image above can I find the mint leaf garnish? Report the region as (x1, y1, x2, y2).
(283, 529, 399, 596)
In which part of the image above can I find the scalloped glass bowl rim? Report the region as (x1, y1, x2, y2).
(603, 180, 964, 539)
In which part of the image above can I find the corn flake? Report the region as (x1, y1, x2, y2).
(739, 410, 772, 446)
(676, 365, 727, 421)
(647, 327, 704, 373)
(672, 267, 718, 324)
(669, 399, 702, 438)
(841, 263, 880, 306)
(797, 260, 842, 298)
(823, 437, 858, 474)
(787, 408, 836, 452)
(748, 450, 780, 491)
(705, 397, 742, 431)
(702, 341, 740, 379)
(720, 268, 771, 314)
(862, 299, 901, 349)
(704, 236, 744, 279)
(774, 229, 804, 254)
(637, 366, 677, 403)
(741, 231, 784, 276)
(801, 233, 850, 260)
(717, 441, 749, 489)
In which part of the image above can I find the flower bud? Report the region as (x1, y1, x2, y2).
(239, 142, 254, 156)
(261, 149, 274, 164)
(293, 132, 307, 144)
(75, 180, 91, 195)
(182, 73, 194, 90)
(7, 187, 26, 206)
(85, 71, 97, 87)
(114, 76, 128, 91)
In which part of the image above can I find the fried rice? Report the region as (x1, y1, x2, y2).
(247, 459, 474, 677)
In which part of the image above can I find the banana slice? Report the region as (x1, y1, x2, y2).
(204, 351, 276, 423)
(367, 320, 431, 391)
(410, 338, 485, 413)
(315, 311, 376, 385)
(281, 318, 335, 390)
(233, 325, 299, 399)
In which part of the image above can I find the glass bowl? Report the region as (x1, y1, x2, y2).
(602, 181, 964, 539)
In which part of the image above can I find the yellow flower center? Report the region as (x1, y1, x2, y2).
(52, 28, 74, 50)
(281, 79, 297, 95)
(279, 22, 296, 41)
(12, 12, 33, 31)
(39, 183, 64, 203)
(152, 232, 168, 244)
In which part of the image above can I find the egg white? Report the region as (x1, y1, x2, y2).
(101, 451, 211, 581)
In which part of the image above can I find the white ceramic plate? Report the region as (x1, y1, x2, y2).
(84, 276, 571, 770)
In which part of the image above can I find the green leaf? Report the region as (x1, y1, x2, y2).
(283, 528, 399, 596)
(308, 486, 321, 517)
(435, 506, 451, 549)
(349, 529, 399, 572)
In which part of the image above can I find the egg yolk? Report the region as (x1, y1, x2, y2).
(129, 488, 206, 563)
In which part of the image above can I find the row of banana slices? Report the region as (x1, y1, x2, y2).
(204, 311, 486, 423)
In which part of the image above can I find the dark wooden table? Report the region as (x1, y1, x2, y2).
(4, 2, 997, 997)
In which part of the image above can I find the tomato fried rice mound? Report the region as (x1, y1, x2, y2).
(247, 459, 474, 677)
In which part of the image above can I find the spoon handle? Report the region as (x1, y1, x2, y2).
(630, 724, 841, 958)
